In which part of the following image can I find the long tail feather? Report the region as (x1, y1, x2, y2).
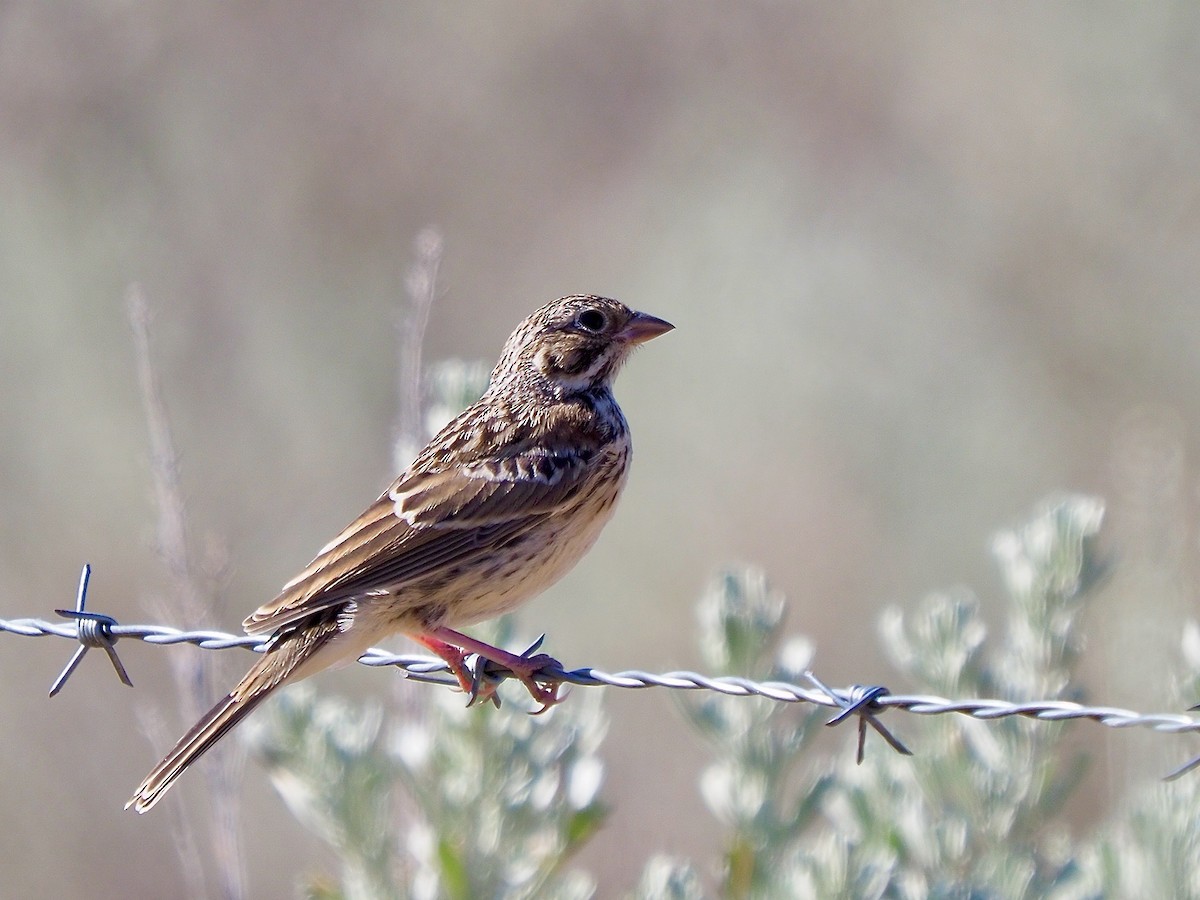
(127, 616, 343, 813)
(126, 668, 274, 813)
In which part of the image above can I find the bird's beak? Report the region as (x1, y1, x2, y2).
(619, 311, 675, 345)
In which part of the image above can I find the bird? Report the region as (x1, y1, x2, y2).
(126, 295, 673, 813)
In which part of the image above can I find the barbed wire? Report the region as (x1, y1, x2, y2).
(5, 565, 1200, 778)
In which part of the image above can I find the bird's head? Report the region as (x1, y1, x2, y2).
(491, 295, 674, 397)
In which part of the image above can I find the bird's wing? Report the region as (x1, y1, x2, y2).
(243, 436, 611, 636)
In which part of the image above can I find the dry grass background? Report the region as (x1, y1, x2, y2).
(3, 3, 1200, 896)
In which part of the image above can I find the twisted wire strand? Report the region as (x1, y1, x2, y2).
(5, 611, 1200, 736)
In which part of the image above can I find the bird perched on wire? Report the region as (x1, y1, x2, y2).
(127, 295, 673, 813)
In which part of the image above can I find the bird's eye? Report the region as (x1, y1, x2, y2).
(575, 308, 607, 333)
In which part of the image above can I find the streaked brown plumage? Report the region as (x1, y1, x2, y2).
(127, 295, 672, 813)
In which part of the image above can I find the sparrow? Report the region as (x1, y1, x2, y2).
(127, 295, 673, 812)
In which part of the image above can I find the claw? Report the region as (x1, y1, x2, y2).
(507, 650, 566, 713)
(525, 682, 566, 715)
(476, 647, 565, 713)
(421, 627, 569, 713)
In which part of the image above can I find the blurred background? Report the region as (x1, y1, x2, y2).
(3, 2, 1200, 896)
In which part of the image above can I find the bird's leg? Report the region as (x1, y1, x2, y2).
(407, 632, 504, 708)
(429, 626, 565, 713)
(408, 633, 476, 694)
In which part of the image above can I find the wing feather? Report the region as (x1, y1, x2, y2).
(244, 434, 609, 637)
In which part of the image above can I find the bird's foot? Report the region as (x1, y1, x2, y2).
(429, 627, 566, 714)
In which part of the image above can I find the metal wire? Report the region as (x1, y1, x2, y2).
(5, 564, 1200, 776)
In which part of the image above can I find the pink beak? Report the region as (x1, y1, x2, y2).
(619, 311, 675, 345)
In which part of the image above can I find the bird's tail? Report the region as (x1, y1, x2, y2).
(127, 617, 341, 813)
(126, 687, 267, 813)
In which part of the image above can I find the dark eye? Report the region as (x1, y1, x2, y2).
(576, 308, 607, 333)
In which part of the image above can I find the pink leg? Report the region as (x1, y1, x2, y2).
(428, 626, 565, 713)
(409, 633, 475, 694)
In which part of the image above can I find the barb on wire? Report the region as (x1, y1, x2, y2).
(48, 564, 133, 697)
(1165, 702, 1200, 781)
(1164, 754, 1200, 781)
(805, 670, 912, 763)
(6, 567, 1200, 778)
